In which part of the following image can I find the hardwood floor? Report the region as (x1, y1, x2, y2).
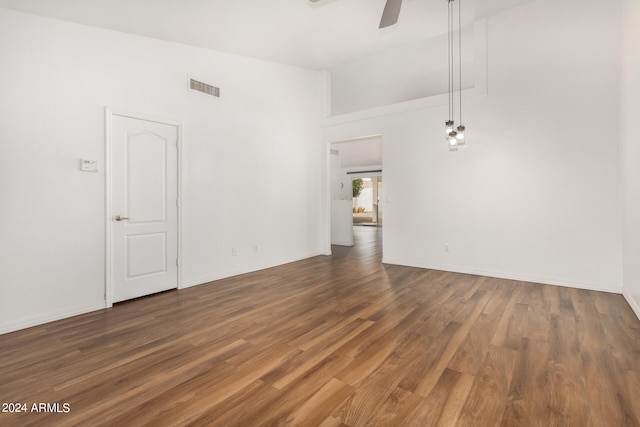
(1, 227, 639, 426)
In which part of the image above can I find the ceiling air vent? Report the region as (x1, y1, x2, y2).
(189, 78, 220, 98)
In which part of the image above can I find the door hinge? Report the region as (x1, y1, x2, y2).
(176, 258, 179, 267)
(176, 198, 179, 207)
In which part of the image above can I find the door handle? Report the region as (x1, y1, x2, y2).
(115, 215, 130, 221)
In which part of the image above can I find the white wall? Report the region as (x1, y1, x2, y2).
(0, 9, 325, 333)
(621, 0, 640, 317)
(330, 26, 474, 115)
(324, 0, 623, 292)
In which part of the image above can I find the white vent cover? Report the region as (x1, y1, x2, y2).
(189, 78, 220, 98)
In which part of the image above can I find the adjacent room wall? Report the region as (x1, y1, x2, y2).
(324, 0, 623, 292)
(0, 9, 325, 334)
(330, 151, 353, 246)
(621, 0, 640, 317)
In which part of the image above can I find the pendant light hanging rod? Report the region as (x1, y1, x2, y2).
(456, 0, 466, 144)
(445, 0, 455, 142)
(458, 0, 461, 125)
(449, 0, 453, 122)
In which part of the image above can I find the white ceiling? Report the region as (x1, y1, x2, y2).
(332, 135, 383, 169)
(0, 0, 532, 70)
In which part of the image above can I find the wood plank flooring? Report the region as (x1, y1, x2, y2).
(1, 227, 639, 426)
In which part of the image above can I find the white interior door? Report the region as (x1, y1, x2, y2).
(110, 114, 178, 303)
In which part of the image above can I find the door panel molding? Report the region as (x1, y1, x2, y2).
(105, 107, 183, 307)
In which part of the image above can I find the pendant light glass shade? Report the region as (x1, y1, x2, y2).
(456, 124, 465, 145)
(448, 131, 458, 151)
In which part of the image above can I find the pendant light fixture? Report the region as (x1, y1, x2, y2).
(445, 0, 466, 151)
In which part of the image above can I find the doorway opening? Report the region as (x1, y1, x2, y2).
(352, 176, 383, 227)
(329, 135, 382, 247)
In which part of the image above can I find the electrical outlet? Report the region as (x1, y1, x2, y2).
(253, 244, 259, 253)
(444, 244, 450, 253)
(232, 247, 238, 256)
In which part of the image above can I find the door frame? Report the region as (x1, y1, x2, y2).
(327, 135, 383, 252)
(104, 107, 183, 307)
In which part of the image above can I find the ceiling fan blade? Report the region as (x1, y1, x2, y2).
(379, 0, 403, 28)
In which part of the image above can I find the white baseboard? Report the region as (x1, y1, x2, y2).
(182, 251, 327, 289)
(0, 303, 106, 336)
(331, 241, 354, 247)
(381, 257, 623, 294)
(623, 288, 640, 320)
